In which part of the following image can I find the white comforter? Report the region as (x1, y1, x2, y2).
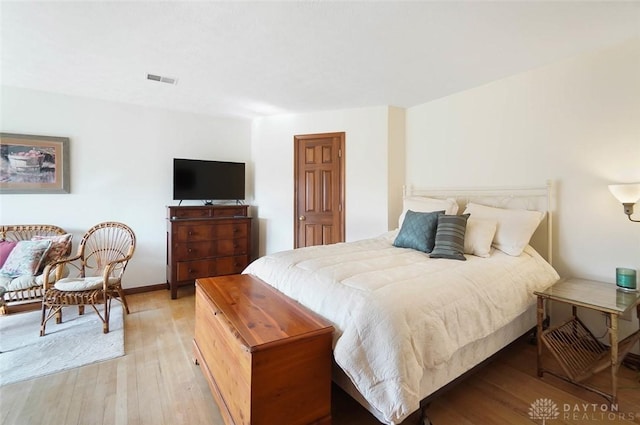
(243, 231, 559, 424)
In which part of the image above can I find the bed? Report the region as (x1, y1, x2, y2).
(243, 182, 560, 425)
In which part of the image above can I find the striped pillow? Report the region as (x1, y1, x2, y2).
(429, 214, 469, 261)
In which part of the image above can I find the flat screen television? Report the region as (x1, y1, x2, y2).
(173, 158, 245, 202)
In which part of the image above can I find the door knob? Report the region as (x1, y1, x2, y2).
(299, 215, 306, 221)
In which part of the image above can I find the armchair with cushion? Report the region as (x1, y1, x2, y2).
(40, 222, 136, 336)
(0, 225, 72, 314)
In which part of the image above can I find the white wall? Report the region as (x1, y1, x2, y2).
(387, 106, 406, 231)
(405, 39, 640, 345)
(1, 86, 252, 290)
(251, 106, 397, 255)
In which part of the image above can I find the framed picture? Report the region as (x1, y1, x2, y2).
(0, 133, 70, 194)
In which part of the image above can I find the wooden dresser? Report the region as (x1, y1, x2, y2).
(166, 205, 251, 299)
(193, 274, 334, 425)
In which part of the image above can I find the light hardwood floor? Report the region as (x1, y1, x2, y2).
(1, 287, 638, 425)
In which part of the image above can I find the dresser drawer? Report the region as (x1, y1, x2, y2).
(169, 205, 248, 219)
(213, 207, 247, 218)
(177, 256, 248, 281)
(215, 256, 250, 275)
(174, 239, 248, 260)
(171, 207, 214, 219)
(177, 259, 216, 281)
(214, 222, 249, 239)
(176, 222, 249, 242)
(175, 224, 215, 242)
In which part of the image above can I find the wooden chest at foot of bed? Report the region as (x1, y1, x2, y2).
(193, 274, 334, 425)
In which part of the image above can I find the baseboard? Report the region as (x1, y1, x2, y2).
(1, 284, 168, 316)
(123, 283, 168, 295)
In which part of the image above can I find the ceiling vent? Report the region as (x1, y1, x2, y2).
(146, 74, 178, 85)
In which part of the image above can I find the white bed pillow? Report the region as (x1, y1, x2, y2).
(463, 202, 545, 256)
(398, 196, 458, 229)
(463, 217, 497, 258)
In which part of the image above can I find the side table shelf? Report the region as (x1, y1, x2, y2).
(541, 316, 640, 384)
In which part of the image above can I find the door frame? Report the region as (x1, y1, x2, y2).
(293, 132, 345, 248)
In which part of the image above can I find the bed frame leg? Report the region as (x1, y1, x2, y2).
(420, 404, 433, 425)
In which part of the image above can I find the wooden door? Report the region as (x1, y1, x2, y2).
(294, 132, 345, 248)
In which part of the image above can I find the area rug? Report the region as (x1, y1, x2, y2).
(0, 303, 124, 386)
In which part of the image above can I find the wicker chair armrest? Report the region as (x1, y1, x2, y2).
(50, 253, 82, 267)
(41, 254, 82, 289)
(101, 255, 131, 278)
(98, 256, 132, 291)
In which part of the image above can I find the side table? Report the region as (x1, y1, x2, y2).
(534, 278, 640, 405)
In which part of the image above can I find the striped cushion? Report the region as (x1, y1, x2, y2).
(430, 214, 469, 261)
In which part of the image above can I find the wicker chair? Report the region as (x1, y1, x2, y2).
(0, 224, 72, 314)
(40, 222, 136, 336)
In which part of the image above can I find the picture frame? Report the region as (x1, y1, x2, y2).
(0, 133, 70, 194)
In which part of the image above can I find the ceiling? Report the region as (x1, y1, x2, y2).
(2, 1, 639, 120)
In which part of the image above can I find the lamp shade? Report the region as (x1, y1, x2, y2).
(608, 183, 640, 204)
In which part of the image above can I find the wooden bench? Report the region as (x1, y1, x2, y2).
(193, 273, 334, 425)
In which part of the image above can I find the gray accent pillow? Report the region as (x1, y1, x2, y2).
(393, 210, 444, 253)
(430, 214, 470, 261)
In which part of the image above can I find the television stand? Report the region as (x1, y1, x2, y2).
(166, 204, 252, 299)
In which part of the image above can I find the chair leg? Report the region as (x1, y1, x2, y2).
(78, 305, 85, 316)
(40, 303, 47, 337)
(103, 298, 111, 334)
(41, 305, 61, 336)
(55, 308, 62, 324)
(116, 286, 130, 314)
